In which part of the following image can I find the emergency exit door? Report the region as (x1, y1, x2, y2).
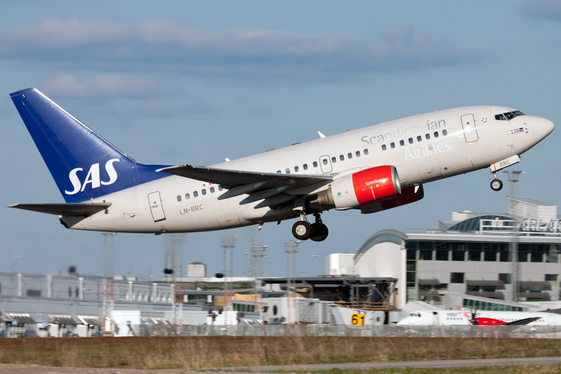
(461, 113, 479, 143)
(148, 191, 166, 222)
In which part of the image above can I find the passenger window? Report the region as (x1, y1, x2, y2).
(314, 161, 319, 167)
(210, 187, 215, 193)
(294, 166, 299, 172)
(331, 157, 337, 163)
(177, 195, 182, 202)
(303, 164, 308, 170)
(417, 136, 422, 142)
(399, 140, 405, 146)
(193, 191, 198, 198)
(443, 129, 448, 136)
(277, 170, 281, 173)
(434, 131, 439, 138)
(323, 159, 328, 165)
(202, 189, 207, 195)
(408, 138, 413, 144)
(425, 133, 430, 140)
(382, 144, 387, 151)
(339, 155, 344, 161)
(390, 142, 395, 149)
(364, 149, 369, 155)
(355, 151, 361, 157)
(285, 168, 290, 173)
(347, 153, 352, 159)
(185, 193, 190, 200)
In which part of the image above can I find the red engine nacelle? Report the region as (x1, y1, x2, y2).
(360, 184, 424, 214)
(316, 165, 401, 210)
(474, 317, 507, 326)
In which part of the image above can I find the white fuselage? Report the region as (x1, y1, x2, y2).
(397, 309, 561, 326)
(61, 106, 553, 233)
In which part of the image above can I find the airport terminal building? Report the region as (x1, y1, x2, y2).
(340, 197, 561, 310)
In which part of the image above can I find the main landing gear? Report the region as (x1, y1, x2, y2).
(490, 172, 503, 191)
(292, 213, 329, 242)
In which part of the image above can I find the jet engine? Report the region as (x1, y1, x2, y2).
(316, 165, 401, 210)
(359, 184, 424, 214)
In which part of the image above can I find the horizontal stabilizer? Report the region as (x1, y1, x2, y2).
(9, 203, 111, 216)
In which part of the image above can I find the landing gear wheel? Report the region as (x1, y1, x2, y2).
(490, 179, 503, 191)
(292, 221, 312, 240)
(310, 223, 329, 242)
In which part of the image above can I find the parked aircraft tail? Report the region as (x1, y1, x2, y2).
(10, 88, 169, 203)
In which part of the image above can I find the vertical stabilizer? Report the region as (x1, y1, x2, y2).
(10, 88, 168, 203)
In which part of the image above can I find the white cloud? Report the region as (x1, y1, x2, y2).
(0, 19, 473, 83)
(40, 74, 168, 97)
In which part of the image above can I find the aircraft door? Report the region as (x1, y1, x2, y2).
(319, 155, 333, 173)
(432, 311, 439, 325)
(148, 191, 166, 222)
(461, 114, 479, 143)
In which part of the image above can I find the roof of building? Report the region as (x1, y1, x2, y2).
(3, 313, 36, 324)
(510, 197, 555, 207)
(355, 230, 407, 261)
(445, 214, 513, 232)
(49, 315, 78, 325)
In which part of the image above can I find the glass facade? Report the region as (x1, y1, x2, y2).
(405, 239, 559, 304)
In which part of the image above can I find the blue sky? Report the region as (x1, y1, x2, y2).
(1, 1, 560, 280)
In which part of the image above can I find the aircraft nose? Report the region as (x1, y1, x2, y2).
(532, 116, 555, 143)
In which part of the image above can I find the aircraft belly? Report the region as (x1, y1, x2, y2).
(242, 204, 295, 223)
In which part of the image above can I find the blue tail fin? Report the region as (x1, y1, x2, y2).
(10, 88, 169, 203)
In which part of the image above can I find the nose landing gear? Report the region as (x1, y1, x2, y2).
(291, 212, 329, 241)
(490, 171, 503, 191)
(490, 179, 503, 191)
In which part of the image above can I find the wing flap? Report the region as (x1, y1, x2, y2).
(159, 165, 332, 191)
(10, 203, 111, 216)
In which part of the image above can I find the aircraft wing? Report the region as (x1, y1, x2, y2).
(158, 164, 333, 205)
(9, 203, 111, 216)
(505, 317, 541, 326)
(474, 316, 541, 326)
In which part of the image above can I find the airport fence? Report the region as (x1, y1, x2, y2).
(130, 324, 561, 339)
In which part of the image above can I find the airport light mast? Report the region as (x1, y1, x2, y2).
(101, 232, 116, 335)
(285, 240, 300, 324)
(222, 235, 237, 315)
(503, 170, 524, 302)
(251, 238, 268, 313)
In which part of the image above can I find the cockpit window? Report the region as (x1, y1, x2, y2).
(495, 114, 506, 121)
(495, 110, 525, 121)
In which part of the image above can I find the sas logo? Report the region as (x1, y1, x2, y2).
(65, 159, 120, 195)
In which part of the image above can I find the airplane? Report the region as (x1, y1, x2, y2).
(8, 88, 555, 241)
(396, 309, 561, 326)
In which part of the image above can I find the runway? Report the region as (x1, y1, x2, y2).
(214, 356, 561, 371)
(3, 357, 561, 373)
